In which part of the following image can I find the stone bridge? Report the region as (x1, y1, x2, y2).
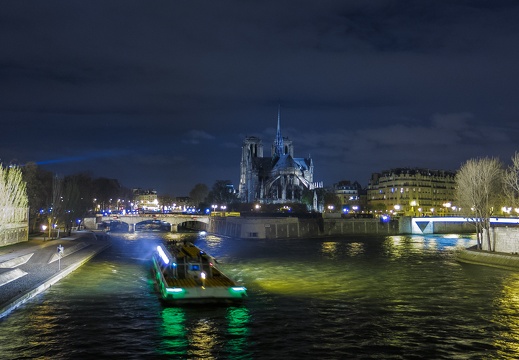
(88, 214, 210, 232)
(402, 216, 519, 235)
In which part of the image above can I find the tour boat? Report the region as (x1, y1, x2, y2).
(151, 241, 247, 304)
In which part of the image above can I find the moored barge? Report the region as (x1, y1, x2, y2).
(151, 241, 247, 304)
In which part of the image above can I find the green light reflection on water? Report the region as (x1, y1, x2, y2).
(225, 306, 251, 358)
(158, 307, 188, 356)
(158, 305, 251, 358)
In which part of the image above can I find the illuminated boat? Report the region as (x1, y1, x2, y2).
(151, 242, 247, 304)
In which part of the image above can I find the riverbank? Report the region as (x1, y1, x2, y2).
(457, 246, 519, 271)
(0, 230, 111, 319)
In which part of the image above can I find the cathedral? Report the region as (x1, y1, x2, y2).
(238, 110, 315, 204)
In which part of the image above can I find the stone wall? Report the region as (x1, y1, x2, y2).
(0, 225, 28, 246)
(209, 216, 399, 239)
(457, 247, 519, 270)
(399, 216, 475, 235)
(431, 221, 475, 234)
(482, 226, 519, 253)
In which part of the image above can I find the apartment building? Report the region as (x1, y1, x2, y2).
(367, 168, 457, 216)
(332, 180, 366, 213)
(133, 188, 159, 212)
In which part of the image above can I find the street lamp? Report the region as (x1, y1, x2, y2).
(443, 202, 452, 217)
(410, 201, 417, 217)
(211, 204, 218, 215)
(42, 225, 47, 241)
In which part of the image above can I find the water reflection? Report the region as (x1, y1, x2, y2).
(320, 241, 338, 258)
(493, 273, 519, 358)
(5, 232, 519, 359)
(244, 235, 477, 301)
(346, 242, 364, 256)
(158, 305, 251, 359)
(159, 307, 188, 356)
(225, 306, 250, 358)
(188, 318, 218, 359)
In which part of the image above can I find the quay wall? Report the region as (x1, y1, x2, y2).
(482, 226, 519, 253)
(456, 227, 519, 271)
(0, 225, 28, 247)
(457, 247, 519, 271)
(209, 216, 400, 239)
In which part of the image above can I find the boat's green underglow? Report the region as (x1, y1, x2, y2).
(152, 246, 247, 304)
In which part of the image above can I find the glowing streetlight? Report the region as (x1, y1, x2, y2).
(42, 225, 47, 241)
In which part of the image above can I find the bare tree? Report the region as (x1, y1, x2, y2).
(46, 175, 63, 238)
(0, 164, 28, 228)
(21, 162, 53, 232)
(455, 157, 503, 251)
(503, 151, 519, 209)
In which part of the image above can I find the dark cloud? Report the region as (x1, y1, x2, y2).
(1, 0, 519, 194)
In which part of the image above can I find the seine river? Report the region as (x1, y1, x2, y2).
(1, 232, 519, 359)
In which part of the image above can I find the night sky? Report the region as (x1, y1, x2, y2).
(2, 1, 519, 196)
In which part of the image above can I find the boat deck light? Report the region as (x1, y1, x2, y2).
(157, 245, 170, 264)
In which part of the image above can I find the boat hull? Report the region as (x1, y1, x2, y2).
(151, 244, 247, 305)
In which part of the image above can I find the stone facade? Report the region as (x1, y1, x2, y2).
(238, 110, 314, 205)
(367, 168, 456, 216)
(483, 226, 519, 253)
(209, 216, 400, 239)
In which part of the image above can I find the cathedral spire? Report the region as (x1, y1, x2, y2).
(274, 105, 284, 157)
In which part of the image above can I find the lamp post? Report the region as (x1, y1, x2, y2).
(443, 202, 452, 217)
(410, 200, 417, 217)
(42, 225, 47, 241)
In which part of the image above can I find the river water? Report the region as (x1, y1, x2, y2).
(1, 232, 519, 359)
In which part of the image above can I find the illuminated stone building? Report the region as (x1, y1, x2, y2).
(133, 188, 159, 212)
(238, 110, 314, 204)
(367, 168, 457, 216)
(332, 180, 366, 213)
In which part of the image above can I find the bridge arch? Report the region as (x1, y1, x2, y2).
(97, 214, 210, 232)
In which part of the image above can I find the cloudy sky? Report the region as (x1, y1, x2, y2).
(1, 0, 519, 196)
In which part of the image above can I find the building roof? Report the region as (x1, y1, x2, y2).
(272, 154, 311, 173)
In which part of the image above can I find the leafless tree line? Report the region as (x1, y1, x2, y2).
(0, 164, 28, 229)
(456, 152, 519, 251)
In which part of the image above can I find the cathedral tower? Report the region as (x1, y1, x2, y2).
(239, 136, 263, 203)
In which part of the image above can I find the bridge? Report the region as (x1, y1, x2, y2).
(406, 216, 519, 235)
(97, 214, 210, 232)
